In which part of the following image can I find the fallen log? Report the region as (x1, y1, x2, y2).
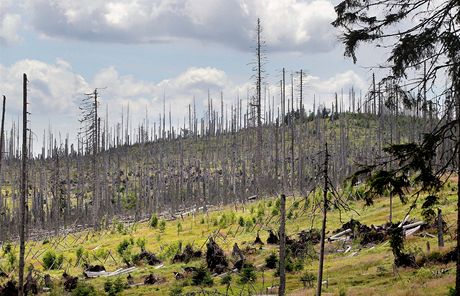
(405, 225, 421, 237)
(84, 267, 137, 278)
(402, 221, 425, 230)
(329, 229, 352, 241)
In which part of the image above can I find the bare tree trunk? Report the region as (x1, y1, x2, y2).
(278, 193, 286, 296)
(0, 96, 5, 175)
(316, 143, 328, 296)
(437, 208, 444, 247)
(19, 73, 28, 296)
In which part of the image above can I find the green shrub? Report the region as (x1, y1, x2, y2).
(104, 277, 126, 296)
(239, 263, 257, 284)
(150, 214, 159, 228)
(136, 237, 146, 252)
(116, 239, 132, 256)
(220, 274, 232, 286)
(265, 253, 278, 269)
(159, 220, 166, 233)
(169, 285, 183, 296)
(300, 272, 316, 288)
(43, 250, 63, 270)
(191, 265, 214, 286)
(447, 287, 456, 296)
(71, 282, 97, 296)
(238, 216, 245, 227)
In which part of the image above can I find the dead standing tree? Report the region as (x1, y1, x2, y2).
(79, 89, 100, 228)
(250, 18, 266, 196)
(18, 73, 28, 296)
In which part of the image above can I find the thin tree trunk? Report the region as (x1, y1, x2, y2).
(279, 194, 286, 296)
(437, 208, 444, 247)
(18, 73, 28, 296)
(316, 143, 328, 296)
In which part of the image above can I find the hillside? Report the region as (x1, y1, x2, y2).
(0, 175, 456, 295)
(0, 111, 435, 241)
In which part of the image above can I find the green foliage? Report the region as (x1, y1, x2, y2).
(265, 253, 278, 269)
(169, 285, 183, 296)
(71, 282, 97, 296)
(177, 222, 183, 234)
(220, 274, 232, 286)
(158, 241, 181, 260)
(117, 239, 133, 256)
(447, 287, 456, 296)
(238, 216, 245, 227)
(219, 213, 228, 228)
(245, 218, 253, 231)
(42, 250, 63, 270)
(104, 277, 126, 296)
(421, 195, 439, 222)
(2, 242, 12, 255)
(389, 225, 415, 267)
(191, 265, 214, 286)
(121, 192, 137, 210)
(6, 251, 17, 271)
(238, 263, 257, 284)
(150, 214, 159, 228)
(93, 248, 109, 262)
(136, 237, 146, 252)
(300, 271, 316, 288)
(117, 239, 134, 266)
(159, 220, 166, 233)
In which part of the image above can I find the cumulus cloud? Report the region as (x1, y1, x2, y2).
(26, 0, 337, 52)
(0, 59, 364, 153)
(0, 0, 22, 45)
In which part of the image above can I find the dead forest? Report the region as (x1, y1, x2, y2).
(0, 73, 449, 243)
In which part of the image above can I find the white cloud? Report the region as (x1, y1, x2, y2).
(0, 59, 365, 154)
(0, 0, 22, 45)
(26, 0, 337, 52)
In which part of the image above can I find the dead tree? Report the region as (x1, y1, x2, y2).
(279, 194, 286, 296)
(316, 143, 328, 296)
(18, 73, 28, 296)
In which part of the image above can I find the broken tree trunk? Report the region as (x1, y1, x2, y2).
(438, 209, 444, 247)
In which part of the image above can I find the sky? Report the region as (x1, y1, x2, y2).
(0, 0, 383, 153)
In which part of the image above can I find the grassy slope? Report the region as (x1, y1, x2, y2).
(0, 179, 457, 296)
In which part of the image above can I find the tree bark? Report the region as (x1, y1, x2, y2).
(18, 73, 28, 296)
(316, 143, 328, 296)
(279, 194, 286, 296)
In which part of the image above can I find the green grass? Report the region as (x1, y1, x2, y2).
(0, 178, 457, 295)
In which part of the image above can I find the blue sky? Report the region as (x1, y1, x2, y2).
(0, 0, 377, 152)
